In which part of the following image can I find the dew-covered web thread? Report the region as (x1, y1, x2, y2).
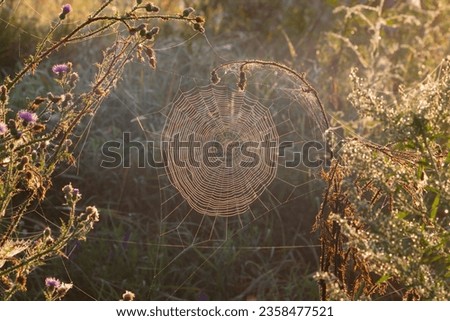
(162, 85, 279, 217)
(156, 73, 330, 245)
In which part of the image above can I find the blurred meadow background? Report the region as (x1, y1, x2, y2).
(0, 0, 448, 300)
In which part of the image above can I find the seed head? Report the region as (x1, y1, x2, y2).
(182, 7, 195, 17)
(211, 71, 220, 84)
(122, 290, 136, 301)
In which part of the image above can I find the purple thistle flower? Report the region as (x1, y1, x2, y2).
(52, 64, 69, 75)
(0, 122, 7, 135)
(62, 4, 72, 15)
(18, 110, 38, 124)
(45, 277, 61, 288)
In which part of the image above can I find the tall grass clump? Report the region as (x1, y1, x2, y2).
(0, 0, 204, 300)
(315, 0, 449, 300)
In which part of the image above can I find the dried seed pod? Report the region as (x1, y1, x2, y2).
(145, 47, 154, 59)
(0, 85, 8, 103)
(182, 7, 195, 17)
(139, 28, 147, 37)
(149, 26, 160, 35)
(145, 3, 159, 12)
(193, 23, 205, 33)
(211, 71, 220, 84)
(238, 71, 247, 91)
(33, 97, 46, 105)
(195, 16, 205, 23)
(33, 123, 46, 132)
(149, 57, 157, 69)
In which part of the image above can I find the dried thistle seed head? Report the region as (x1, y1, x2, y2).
(149, 26, 160, 35)
(16, 274, 27, 288)
(145, 32, 154, 40)
(182, 7, 195, 17)
(195, 16, 205, 23)
(56, 282, 73, 297)
(122, 290, 135, 301)
(49, 95, 62, 104)
(33, 96, 46, 104)
(193, 23, 205, 33)
(145, 3, 159, 12)
(238, 71, 247, 90)
(145, 47, 154, 59)
(20, 156, 29, 165)
(149, 57, 157, 69)
(62, 184, 73, 195)
(211, 71, 220, 84)
(43, 227, 52, 238)
(69, 72, 79, 87)
(64, 139, 73, 147)
(0, 85, 8, 103)
(33, 123, 46, 132)
(24, 171, 33, 180)
(39, 140, 49, 150)
(136, 0, 143, 4)
(94, 88, 105, 96)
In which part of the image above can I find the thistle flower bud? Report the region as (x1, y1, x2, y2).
(59, 4, 72, 20)
(136, 0, 143, 4)
(182, 7, 195, 17)
(33, 123, 46, 132)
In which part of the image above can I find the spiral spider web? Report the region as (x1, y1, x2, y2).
(137, 65, 331, 249)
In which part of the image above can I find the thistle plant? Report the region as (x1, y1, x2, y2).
(0, 0, 204, 300)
